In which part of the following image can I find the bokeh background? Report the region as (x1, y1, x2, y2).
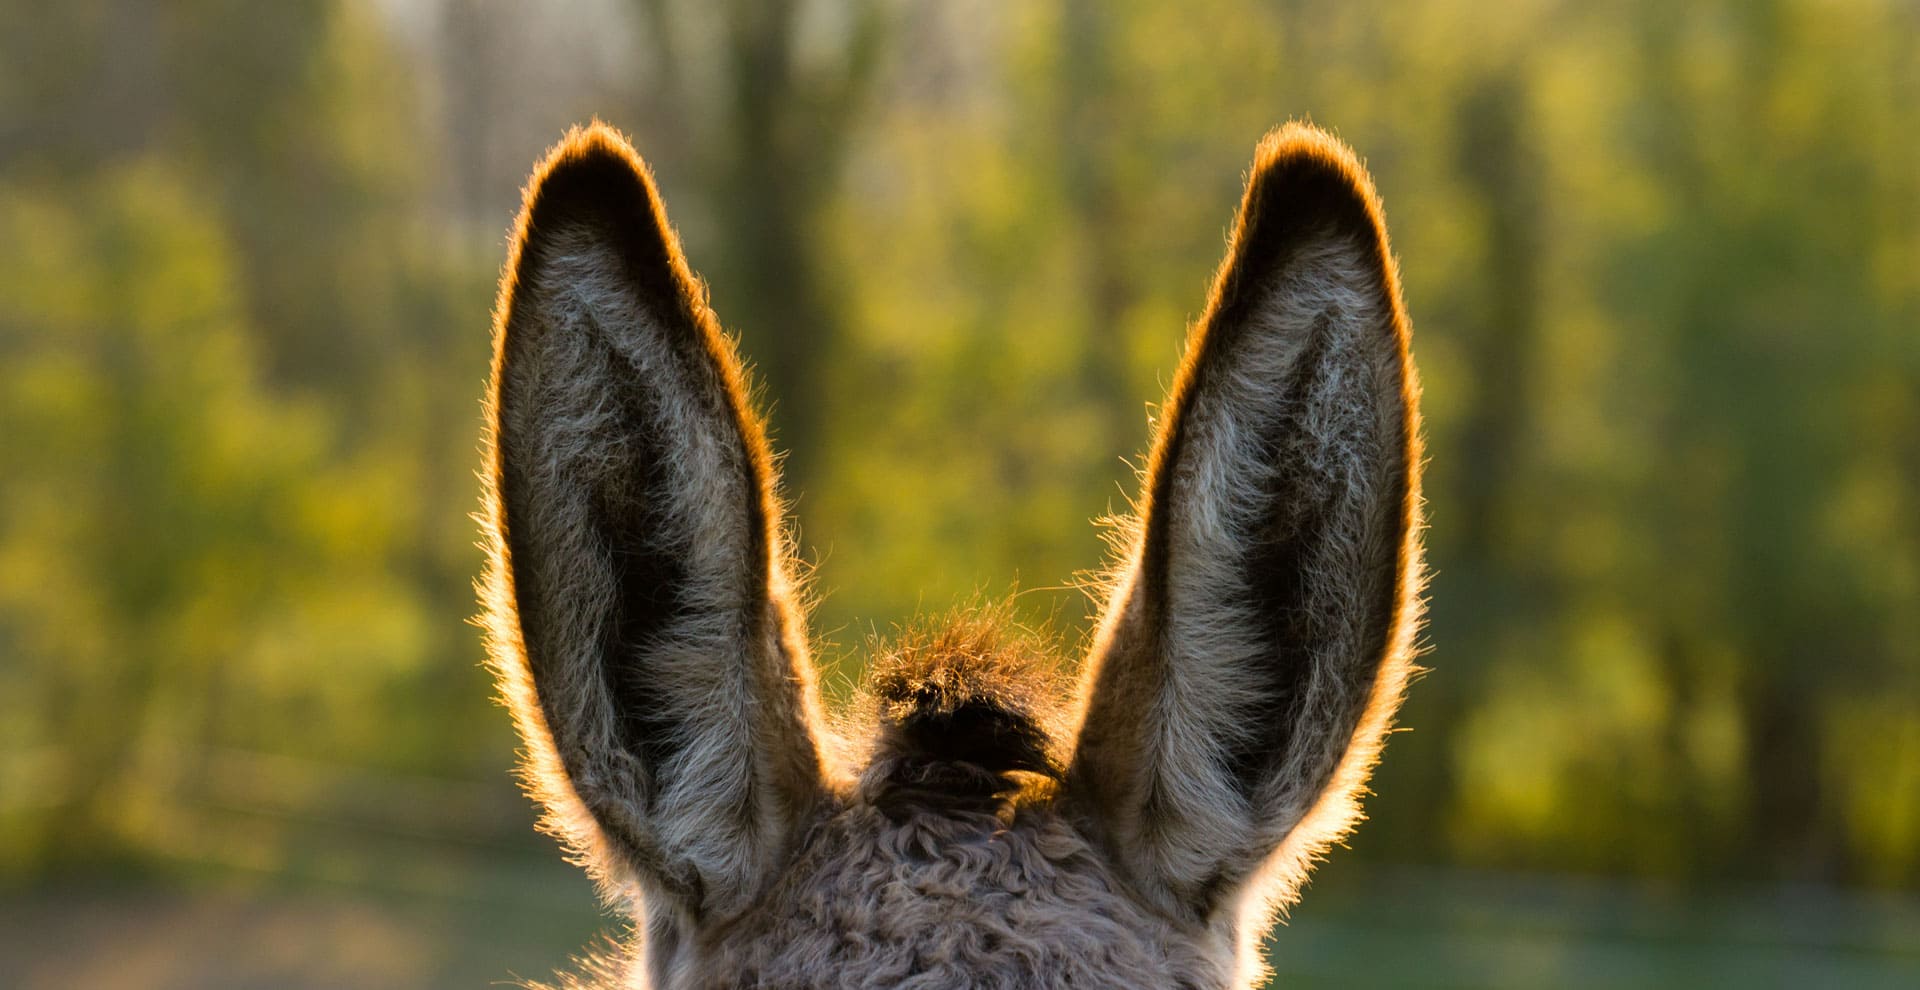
(3, 0, 1917, 986)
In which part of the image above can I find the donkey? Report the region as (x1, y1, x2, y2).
(479, 121, 1423, 989)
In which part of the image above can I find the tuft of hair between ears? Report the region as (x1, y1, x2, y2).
(855, 607, 1070, 819)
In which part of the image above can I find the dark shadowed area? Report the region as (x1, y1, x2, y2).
(1, 0, 1916, 986)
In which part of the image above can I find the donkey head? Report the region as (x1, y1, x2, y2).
(480, 122, 1423, 989)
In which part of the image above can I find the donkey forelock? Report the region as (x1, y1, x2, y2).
(480, 121, 1425, 989)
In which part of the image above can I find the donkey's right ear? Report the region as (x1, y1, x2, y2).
(480, 124, 830, 919)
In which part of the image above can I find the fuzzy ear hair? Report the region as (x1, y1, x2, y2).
(1066, 124, 1424, 937)
(480, 123, 829, 918)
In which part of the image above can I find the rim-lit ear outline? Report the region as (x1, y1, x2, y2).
(1066, 122, 1425, 973)
(479, 122, 831, 918)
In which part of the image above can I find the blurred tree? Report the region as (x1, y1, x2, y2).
(1, 0, 1916, 901)
(623, 0, 894, 488)
(0, 161, 427, 866)
(0, 0, 505, 874)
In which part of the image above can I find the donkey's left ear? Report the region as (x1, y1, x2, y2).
(1066, 124, 1424, 930)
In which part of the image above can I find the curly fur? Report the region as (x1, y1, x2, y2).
(857, 611, 1069, 811)
(481, 121, 1424, 988)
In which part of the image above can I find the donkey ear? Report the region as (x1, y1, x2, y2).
(1066, 124, 1424, 929)
(480, 124, 829, 917)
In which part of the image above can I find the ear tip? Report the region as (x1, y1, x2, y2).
(1246, 122, 1386, 238)
(519, 121, 659, 234)
(1253, 122, 1374, 190)
(553, 120, 645, 167)
(1255, 120, 1353, 157)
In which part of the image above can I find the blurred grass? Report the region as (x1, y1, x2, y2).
(8, 740, 1913, 985)
(7, 856, 1917, 988)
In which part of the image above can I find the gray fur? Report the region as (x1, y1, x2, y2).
(481, 122, 1424, 989)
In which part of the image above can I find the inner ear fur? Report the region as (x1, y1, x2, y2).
(1065, 123, 1425, 940)
(480, 124, 829, 917)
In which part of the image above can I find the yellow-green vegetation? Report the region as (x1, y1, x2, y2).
(0, 0, 1915, 985)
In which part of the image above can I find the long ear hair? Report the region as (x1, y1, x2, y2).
(1064, 123, 1424, 981)
(479, 123, 831, 920)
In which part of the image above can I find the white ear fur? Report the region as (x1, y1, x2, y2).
(1066, 124, 1424, 969)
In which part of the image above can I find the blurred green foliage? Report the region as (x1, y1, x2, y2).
(1, 0, 1916, 955)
